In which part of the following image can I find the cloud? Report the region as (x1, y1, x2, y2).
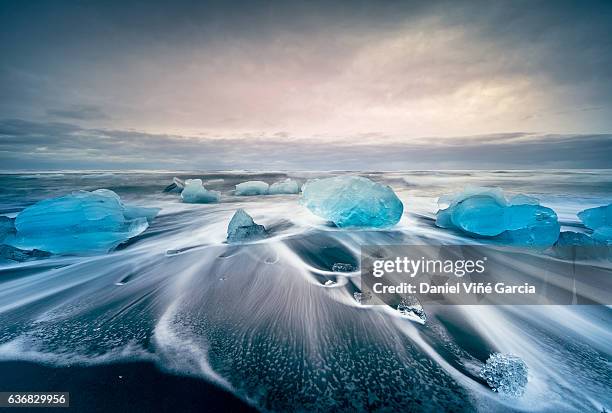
(0, 119, 610, 170)
(46, 105, 109, 121)
(0, 1, 611, 136)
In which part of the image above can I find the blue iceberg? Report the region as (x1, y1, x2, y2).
(300, 176, 403, 228)
(181, 179, 220, 203)
(4, 189, 159, 255)
(268, 179, 299, 195)
(479, 353, 528, 397)
(227, 209, 267, 243)
(436, 187, 560, 247)
(235, 181, 269, 196)
(578, 203, 612, 244)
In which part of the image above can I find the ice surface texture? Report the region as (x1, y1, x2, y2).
(479, 353, 528, 397)
(578, 203, 612, 244)
(227, 209, 266, 243)
(4, 189, 159, 254)
(436, 186, 560, 247)
(301, 176, 403, 228)
(268, 179, 300, 195)
(397, 296, 427, 324)
(181, 179, 221, 203)
(235, 181, 269, 196)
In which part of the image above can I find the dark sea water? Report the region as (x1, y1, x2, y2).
(0, 170, 610, 412)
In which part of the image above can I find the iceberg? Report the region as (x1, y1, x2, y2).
(268, 179, 299, 195)
(578, 203, 612, 244)
(301, 176, 403, 228)
(226, 209, 267, 243)
(181, 179, 220, 203)
(235, 181, 269, 196)
(4, 189, 159, 255)
(436, 186, 560, 247)
(479, 353, 528, 397)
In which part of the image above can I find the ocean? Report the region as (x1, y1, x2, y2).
(0, 170, 610, 412)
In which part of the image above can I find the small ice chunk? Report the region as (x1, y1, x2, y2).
(331, 262, 354, 272)
(4, 189, 159, 254)
(479, 353, 528, 397)
(578, 203, 612, 244)
(354, 291, 372, 304)
(181, 179, 220, 203)
(163, 177, 185, 193)
(436, 186, 559, 247)
(324, 280, 336, 286)
(301, 176, 404, 228)
(227, 209, 267, 243)
(397, 296, 426, 324)
(235, 181, 269, 196)
(268, 179, 299, 195)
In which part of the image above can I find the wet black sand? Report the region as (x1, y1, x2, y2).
(0, 361, 257, 412)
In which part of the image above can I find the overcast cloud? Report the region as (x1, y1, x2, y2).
(0, 0, 611, 169)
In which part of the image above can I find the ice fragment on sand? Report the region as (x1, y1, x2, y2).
(181, 179, 220, 203)
(301, 176, 403, 228)
(268, 179, 300, 195)
(331, 262, 354, 272)
(436, 186, 559, 247)
(354, 291, 372, 304)
(397, 296, 426, 324)
(227, 209, 266, 243)
(479, 353, 528, 397)
(163, 177, 185, 193)
(4, 189, 159, 254)
(235, 181, 269, 196)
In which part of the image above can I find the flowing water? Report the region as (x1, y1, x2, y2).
(0, 170, 610, 412)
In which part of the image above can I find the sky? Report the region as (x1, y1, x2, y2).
(0, 0, 611, 170)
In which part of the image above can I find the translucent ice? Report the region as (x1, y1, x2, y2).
(353, 291, 372, 305)
(331, 262, 354, 272)
(268, 179, 299, 195)
(396, 296, 426, 324)
(578, 203, 612, 244)
(163, 177, 185, 193)
(235, 181, 269, 196)
(479, 353, 528, 397)
(301, 176, 403, 228)
(227, 209, 267, 243)
(4, 189, 159, 254)
(181, 179, 220, 203)
(436, 186, 560, 247)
